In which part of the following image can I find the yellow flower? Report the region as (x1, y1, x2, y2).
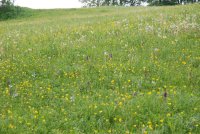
(7, 110, 12, 114)
(168, 102, 172, 106)
(9, 124, 15, 129)
(143, 130, 148, 134)
(94, 130, 98, 133)
(133, 112, 137, 115)
(167, 113, 171, 117)
(108, 129, 112, 133)
(147, 92, 152, 95)
(174, 91, 176, 95)
(47, 87, 51, 91)
(118, 102, 123, 106)
(119, 118, 122, 122)
(182, 61, 186, 65)
(111, 80, 115, 84)
(148, 124, 153, 130)
(147, 121, 152, 125)
(160, 119, 164, 123)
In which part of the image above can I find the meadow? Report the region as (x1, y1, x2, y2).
(0, 4, 200, 134)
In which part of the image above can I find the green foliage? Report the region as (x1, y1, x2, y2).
(0, 4, 200, 133)
(0, 0, 33, 20)
(79, 0, 199, 6)
(0, 6, 34, 20)
(149, 0, 178, 6)
(1, 6, 16, 19)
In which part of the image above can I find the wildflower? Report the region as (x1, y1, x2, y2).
(94, 130, 98, 133)
(104, 51, 108, 55)
(70, 95, 75, 102)
(148, 124, 153, 130)
(147, 121, 152, 125)
(118, 102, 123, 106)
(47, 87, 51, 91)
(147, 92, 152, 95)
(167, 113, 171, 117)
(119, 118, 122, 122)
(164, 91, 167, 98)
(143, 130, 148, 134)
(8, 110, 12, 114)
(111, 80, 115, 84)
(182, 61, 187, 65)
(154, 48, 160, 52)
(9, 124, 15, 129)
(160, 119, 164, 123)
(133, 112, 137, 115)
(34, 115, 37, 119)
(173, 91, 176, 95)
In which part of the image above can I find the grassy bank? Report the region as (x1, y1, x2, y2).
(0, 4, 200, 133)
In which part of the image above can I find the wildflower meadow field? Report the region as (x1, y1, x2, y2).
(0, 4, 200, 134)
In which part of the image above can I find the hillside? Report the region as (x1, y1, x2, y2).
(0, 4, 200, 133)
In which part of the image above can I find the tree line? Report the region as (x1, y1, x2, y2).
(79, 0, 199, 6)
(0, 0, 17, 19)
(0, 0, 31, 20)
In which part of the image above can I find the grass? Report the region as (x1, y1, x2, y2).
(0, 4, 200, 134)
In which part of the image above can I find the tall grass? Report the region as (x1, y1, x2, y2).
(0, 4, 200, 133)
